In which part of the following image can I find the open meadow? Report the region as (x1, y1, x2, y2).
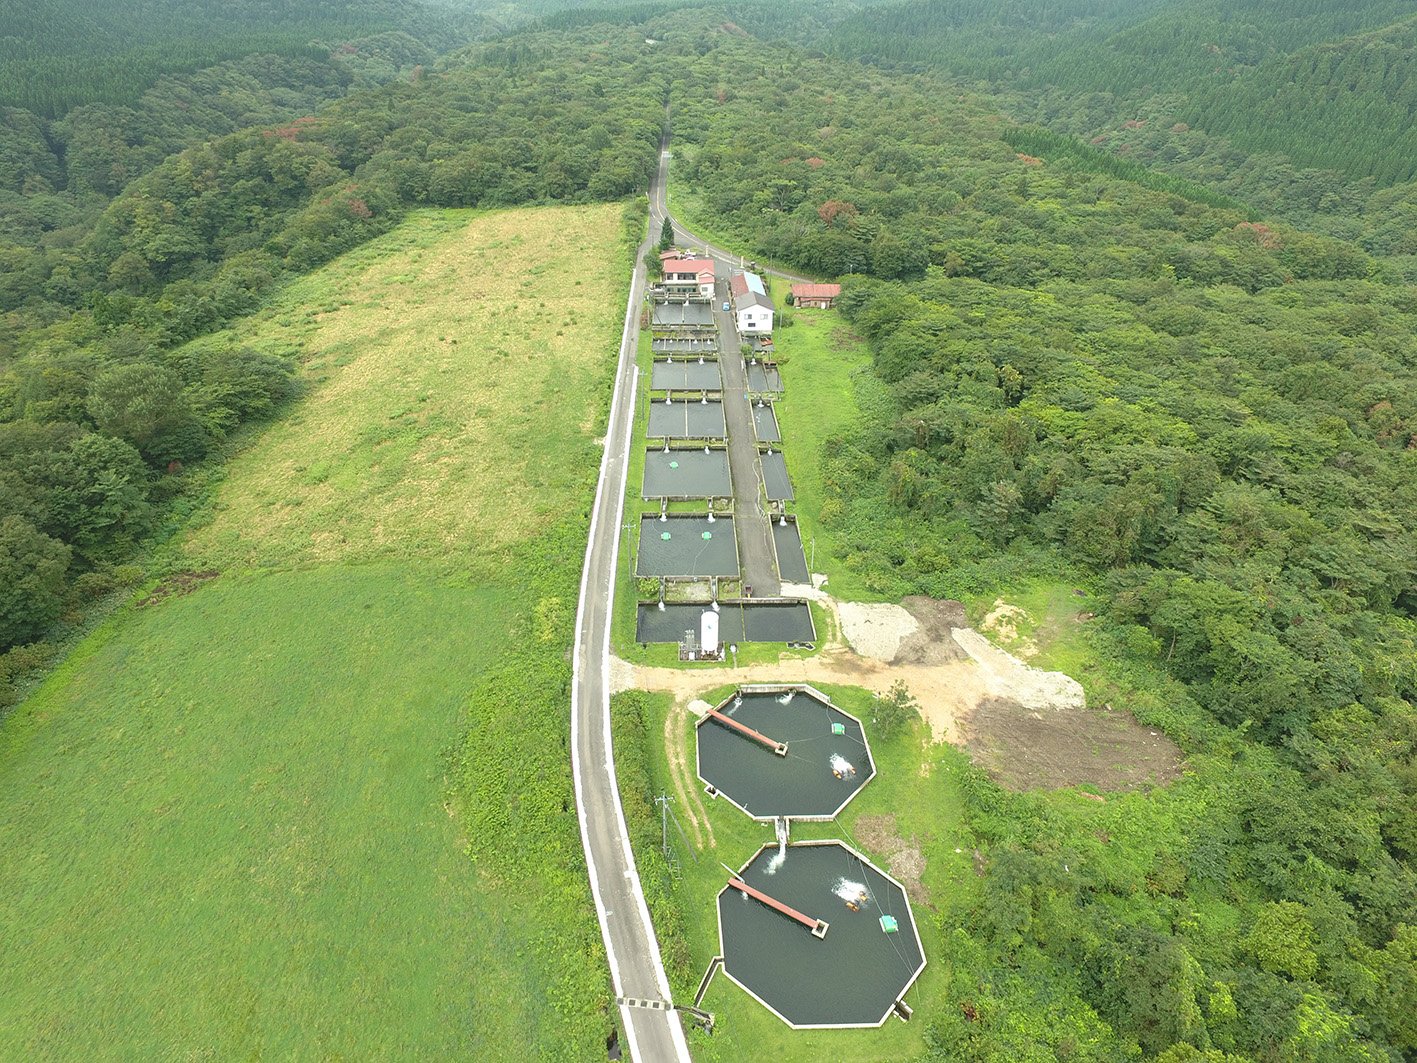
(0, 204, 630, 1061)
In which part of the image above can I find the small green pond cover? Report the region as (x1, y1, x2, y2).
(880, 914, 899, 933)
(832, 722, 846, 735)
(702, 531, 712, 539)
(661, 532, 672, 540)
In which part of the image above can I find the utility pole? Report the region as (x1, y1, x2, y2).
(655, 791, 673, 858)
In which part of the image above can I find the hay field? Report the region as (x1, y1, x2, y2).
(180, 203, 625, 569)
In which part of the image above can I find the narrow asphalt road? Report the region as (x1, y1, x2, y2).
(570, 139, 692, 1063)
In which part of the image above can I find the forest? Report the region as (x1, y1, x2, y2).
(1, 1, 1416, 1060)
(655, 25, 1417, 1058)
(826, 0, 1417, 185)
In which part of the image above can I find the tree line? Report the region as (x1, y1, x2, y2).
(0, 23, 669, 675)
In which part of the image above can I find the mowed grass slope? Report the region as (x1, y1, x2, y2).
(181, 205, 624, 570)
(0, 204, 629, 1061)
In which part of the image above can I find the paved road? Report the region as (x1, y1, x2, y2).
(570, 140, 692, 1063)
(649, 160, 812, 285)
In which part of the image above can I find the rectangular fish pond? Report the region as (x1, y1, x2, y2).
(760, 450, 794, 501)
(771, 519, 809, 584)
(636, 516, 738, 578)
(746, 363, 783, 393)
(634, 601, 815, 644)
(653, 337, 717, 354)
(651, 360, 722, 391)
(648, 398, 726, 439)
(653, 301, 716, 328)
(642, 449, 732, 499)
(751, 402, 780, 443)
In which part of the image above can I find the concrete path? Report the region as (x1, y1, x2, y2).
(712, 296, 780, 597)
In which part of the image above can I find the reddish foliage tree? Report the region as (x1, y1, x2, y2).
(817, 200, 858, 227)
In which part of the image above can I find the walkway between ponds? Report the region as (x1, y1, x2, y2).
(712, 292, 780, 597)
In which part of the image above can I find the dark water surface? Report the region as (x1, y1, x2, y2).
(718, 842, 925, 1027)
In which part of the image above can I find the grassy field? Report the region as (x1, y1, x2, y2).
(0, 568, 521, 1059)
(768, 285, 885, 602)
(0, 204, 631, 1061)
(179, 205, 624, 572)
(615, 684, 978, 1063)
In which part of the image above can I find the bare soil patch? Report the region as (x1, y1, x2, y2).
(668, 700, 714, 850)
(960, 695, 1184, 792)
(621, 589, 1185, 794)
(854, 813, 931, 908)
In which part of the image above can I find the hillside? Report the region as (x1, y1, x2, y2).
(0, 203, 629, 1059)
(0, 7, 1415, 1063)
(0, 0, 472, 115)
(827, 0, 1417, 185)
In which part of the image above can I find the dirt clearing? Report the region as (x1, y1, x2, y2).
(620, 591, 1183, 793)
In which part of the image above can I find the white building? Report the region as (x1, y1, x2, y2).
(729, 271, 775, 334)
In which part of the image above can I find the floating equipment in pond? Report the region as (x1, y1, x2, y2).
(669, 461, 678, 468)
(702, 531, 712, 540)
(830, 753, 857, 779)
(880, 914, 899, 933)
(831, 722, 845, 735)
(834, 878, 869, 910)
(661, 532, 672, 540)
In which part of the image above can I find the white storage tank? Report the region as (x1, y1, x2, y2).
(701, 610, 720, 656)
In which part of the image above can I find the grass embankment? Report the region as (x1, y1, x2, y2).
(0, 203, 632, 1061)
(768, 285, 885, 602)
(613, 685, 978, 1062)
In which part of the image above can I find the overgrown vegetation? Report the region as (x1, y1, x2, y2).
(0, 30, 665, 657)
(0, 201, 636, 1057)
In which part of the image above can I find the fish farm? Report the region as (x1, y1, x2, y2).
(647, 397, 726, 439)
(635, 515, 738, 578)
(634, 601, 815, 645)
(642, 449, 732, 499)
(771, 518, 810, 584)
(651, 359, 723, 390)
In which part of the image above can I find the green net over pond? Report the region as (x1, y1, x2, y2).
(635, 516, 738, 577)
(717, 841, 925, 1027)
(642, 449, 731, 498)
